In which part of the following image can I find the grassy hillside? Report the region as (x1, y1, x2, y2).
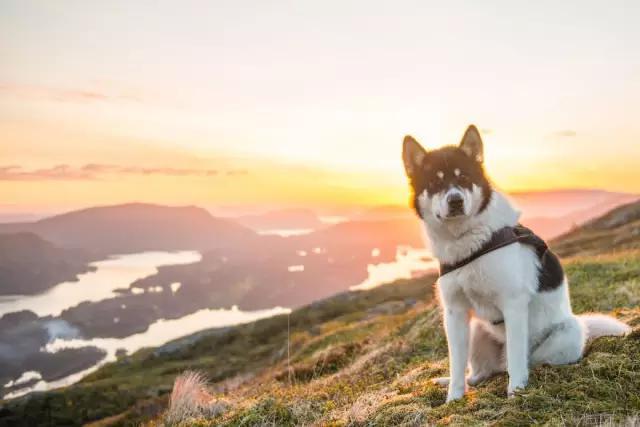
(155, 253, 640, 426)
(2, 250, 639, 426)
(2, 202, 640, 426)
(551, 199, 640, 257)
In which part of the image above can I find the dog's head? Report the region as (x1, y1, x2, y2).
(402, 125, 492, 225)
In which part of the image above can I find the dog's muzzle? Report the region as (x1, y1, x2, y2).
(446, 193, 465, 217)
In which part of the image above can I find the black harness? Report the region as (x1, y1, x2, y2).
(439, 224, 548, 277)
(438, 224, 555, 327)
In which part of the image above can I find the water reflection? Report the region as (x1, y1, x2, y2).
(7, 305, 290, 398)
(0, 251, 202, 317)
(350, 246, 438, 291)
(257, 228, 314, 237)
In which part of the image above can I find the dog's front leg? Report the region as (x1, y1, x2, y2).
(503, 298, 529, 396)
(443, 305, 470, 402)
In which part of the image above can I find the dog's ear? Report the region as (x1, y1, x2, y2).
(459, 125, 483, 163)
(402, 135, 427, 178)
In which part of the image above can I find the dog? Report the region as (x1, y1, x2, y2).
(402, 124, 631, 402)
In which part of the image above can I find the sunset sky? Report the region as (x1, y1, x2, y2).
(1, 1, 639, 215)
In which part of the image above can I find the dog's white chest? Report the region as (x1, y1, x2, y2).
(460, 280, 503, 322)
(444, 258, 509, 322)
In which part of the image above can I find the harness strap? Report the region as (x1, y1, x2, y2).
(439, 224, 546, 276)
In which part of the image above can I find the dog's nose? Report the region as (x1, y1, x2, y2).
(447, 193, 464, 215)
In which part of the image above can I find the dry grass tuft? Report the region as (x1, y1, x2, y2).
(163, 371, 228, 426)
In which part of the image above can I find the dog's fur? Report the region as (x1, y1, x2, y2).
(402, 125, 631, 402)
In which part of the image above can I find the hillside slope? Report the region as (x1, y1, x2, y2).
(552, 199, 640, 257)
(0, 232, 94, 295)
(1, 251, 638, 426)
(2, 202, 640, 426)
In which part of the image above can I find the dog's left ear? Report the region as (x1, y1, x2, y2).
(402, 135, 427, 179)
(459, 125, 483, 163)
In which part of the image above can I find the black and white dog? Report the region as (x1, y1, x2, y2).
(402, 125, 630, 402)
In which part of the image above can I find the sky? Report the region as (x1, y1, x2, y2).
(1, 1, 639, 215)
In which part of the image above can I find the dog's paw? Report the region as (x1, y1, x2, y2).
(445, 391, 464, 403)
(466, 373, 490, 387)
(446, 385, 465, 402)
(507, 379, 528, 398)
(431, 377, 450, 387)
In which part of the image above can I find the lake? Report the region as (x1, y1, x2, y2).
(0, 251, 202, 317)
(0, 251, 291, 399)
(2, 244, 435, 399)
(351, 245, 438, 291)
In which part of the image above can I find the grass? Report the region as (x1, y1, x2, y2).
(550, 199, 640, 258)
(1, 252, 639, 426)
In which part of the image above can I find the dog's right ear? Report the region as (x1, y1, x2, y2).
(402, 135, 427, 179)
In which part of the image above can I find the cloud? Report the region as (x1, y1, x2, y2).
(0, 164, 247, 181)
(550, 130, 577, 137)
(0, 84, 141, 104)
(81, 164, 119, 174)
(119, 166, 222, 176)
(480, 128, 493, 135)
(0, 165, 95, 181)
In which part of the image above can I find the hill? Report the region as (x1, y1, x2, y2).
(551, 199, 640, 257)
(508, 189, 637, 218)
(0, 203, 256, 255)
(1, 202, 639, 426)
(355, 190, 639, 239)
(0, 233, 94, 295)
(233, 209, 323, 232)
(1, 252, 637, 426)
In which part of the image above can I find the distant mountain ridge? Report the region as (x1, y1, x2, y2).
(234, 208, 323, 231)
(0, 203, 256, 255)
(509, 188, 636, 216)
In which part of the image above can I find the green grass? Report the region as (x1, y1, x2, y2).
(2, 252, 639, 426)
(565, 251, 640, 315)
(161, 252, 640, 427)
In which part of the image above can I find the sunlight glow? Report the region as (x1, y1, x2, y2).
(1, 1, 639, 213)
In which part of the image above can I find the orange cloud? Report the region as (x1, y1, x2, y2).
(0, 84, 141, 104)
(0, 164, 248, 181)
(0, 165, 95, 181)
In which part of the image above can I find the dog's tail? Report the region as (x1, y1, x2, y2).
(577, 313, 631, 340)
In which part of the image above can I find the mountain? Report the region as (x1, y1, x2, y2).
(0, 213, 43, 223)
(509, 189, 637, 218)
(0, 233, 94, 295)
(233, 208, 323, 231)
(355, 190, 638, 239)
(0, 203, 256, 255)
(355, 205, 415, 221)
(517, 190, 639, 239)
(551, 199, 640, 257)
(297, 216, 424, 248)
